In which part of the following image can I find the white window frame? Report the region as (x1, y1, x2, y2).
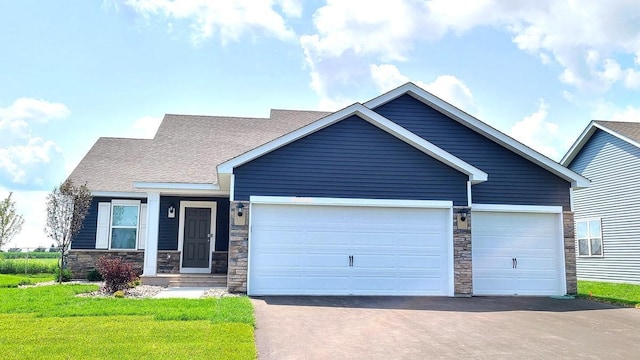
(108, 199, 141, 250)
(576, 218, 603, 257)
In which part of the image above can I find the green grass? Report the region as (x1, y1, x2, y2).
(578, 280, 640, 307)
(0, 258, 58, 274)
(0, 285, 256, 359)
(0, 273, 55, 288)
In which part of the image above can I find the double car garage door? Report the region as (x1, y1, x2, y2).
(248, 199, 565, 296)
(249, 202, 452, 296)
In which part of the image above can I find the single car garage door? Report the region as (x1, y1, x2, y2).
(248, 200, 452, 296)
(472, 209, 565, 296)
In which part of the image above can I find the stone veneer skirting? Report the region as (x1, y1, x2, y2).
(68, 250, 229, 279)
(453, 207, 472, 296)
(227, 201, 249, 293)
(563, 211, 577, 295)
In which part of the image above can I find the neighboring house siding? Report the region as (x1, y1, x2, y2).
(373, 95, 571, 208)
(234, 115, 469, 205)
(569, 130, 640, 283)
(72, 197, 147, 249)
(159, 196, 230, 252)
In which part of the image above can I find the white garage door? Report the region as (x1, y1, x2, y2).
(249, 201, 452, 296)
(472, 210, 564, 296)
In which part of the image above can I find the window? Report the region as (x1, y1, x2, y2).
(577, 219, 602, 257)
(110, 200, 140, 249)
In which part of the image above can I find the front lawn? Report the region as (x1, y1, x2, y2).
(0, 285, 256, 359)
(0, 273, 55, 288)
(578, 280, 640, 307)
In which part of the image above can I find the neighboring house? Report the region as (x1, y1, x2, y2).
(68, 83, 588, 296)
(562, 120, 640, 284)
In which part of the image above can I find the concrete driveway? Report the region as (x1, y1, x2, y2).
(252, 296, 640, 360)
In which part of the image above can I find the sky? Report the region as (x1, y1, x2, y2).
(1, 0, 640, 250)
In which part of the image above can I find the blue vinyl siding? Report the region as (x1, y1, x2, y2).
(159, 196, 230, 251)
(234, 115, 469, 204)
(71, 196, 229, 252)
(72, 197, 147, 249)
(569, 130, 640, 283)
(374, 94, 571, 208)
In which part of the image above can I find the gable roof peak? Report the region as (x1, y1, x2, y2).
(562, 120, 640, 166)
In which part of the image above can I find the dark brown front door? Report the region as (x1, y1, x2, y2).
(182, 207, 211, 268)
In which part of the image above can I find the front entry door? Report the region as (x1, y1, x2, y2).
(182, 207, 212, 268)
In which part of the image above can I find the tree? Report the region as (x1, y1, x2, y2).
(45, 180, 92, 283)
(0, 192, 25, 250)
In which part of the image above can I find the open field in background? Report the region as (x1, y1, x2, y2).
(578, 280, 640, 307)
(0, 258, 58, 275)
(0, 285, 256, 359)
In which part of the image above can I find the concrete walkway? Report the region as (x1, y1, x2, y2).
(153, 287, 209, 299)
(253, 296, 640, 360)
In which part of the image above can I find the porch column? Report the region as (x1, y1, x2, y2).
(143, 192, 160, 276)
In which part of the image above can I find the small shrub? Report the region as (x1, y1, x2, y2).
(96, 256, 139, 293)
(55, 269, 73, 282)
(113, 290, 125, 298)
(86, 269, 103, 282)
(18, 279, 32, 286)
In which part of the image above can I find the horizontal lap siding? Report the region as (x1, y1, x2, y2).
(234, 115, 468, 204)
(374, 95, 570, 208)
(159, 196, 230, 251)
(72, 197, 147, 249)
(569, 130, 640, 283)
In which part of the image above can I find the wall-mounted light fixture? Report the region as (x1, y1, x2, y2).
(459, 212, 466, 222)
(237, 203, 245, 217)
(168, 204, 176, 218)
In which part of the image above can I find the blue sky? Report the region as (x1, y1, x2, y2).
(2, 0, 640, 249)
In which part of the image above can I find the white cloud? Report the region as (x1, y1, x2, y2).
(122, 0, 298, 44)
(370, 64, 477, 115)
(130, 115, 162, 138)
(301, 1, 640, 98)
(509, 99, 562, 159)
(0, 98, 68, 187)
(0, 188, 50, 250)
(593, 104, 640, 123)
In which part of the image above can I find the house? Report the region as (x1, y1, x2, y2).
(562, 120, 640, 284)
(68, 83, 588, 296)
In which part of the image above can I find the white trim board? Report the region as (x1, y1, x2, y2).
(471, 203, 563, 214)
(249, 196, 453, 209)
(177, 201, 217, 274)
(133, 182, 220, 191)
(364, 82, 589, 189)
(218, 103, 487, 184)
(92, 191, 147, 198)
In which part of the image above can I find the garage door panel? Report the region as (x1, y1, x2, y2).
(472, 211, 563, 296)
(249, 202, 451, 296)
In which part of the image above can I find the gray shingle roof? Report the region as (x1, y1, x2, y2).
(594, 120, 640, 145)
(68, 109, 330, 192)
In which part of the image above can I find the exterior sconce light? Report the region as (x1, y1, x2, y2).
(237, 203, 245, 217)
(459, 212, 466, 222)
(168, 205, 176, 218)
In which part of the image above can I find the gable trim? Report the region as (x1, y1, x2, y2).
(561, 121, 640, 166)
(217, 103, 488, 184)
(365, 82, 589, 188)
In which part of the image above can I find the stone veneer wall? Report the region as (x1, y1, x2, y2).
(70, 250, 229, 277)
(563, 211, 577, 295)
(67, 250, 145, 279)
(157, 251, 181, 273)
(212, 251, 228, 274)
(453, 207, 472, 296)
(227, 201, 249, 293)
